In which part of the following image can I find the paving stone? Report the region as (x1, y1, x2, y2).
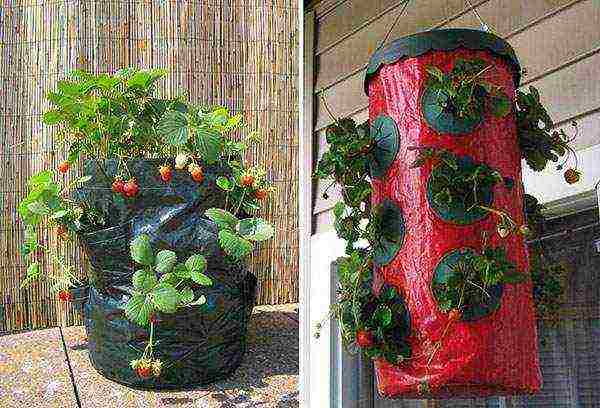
(0, 328, 77, 408)
(62, 304, 299, 407)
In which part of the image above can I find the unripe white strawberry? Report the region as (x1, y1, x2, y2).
(175, 153, 189, 170)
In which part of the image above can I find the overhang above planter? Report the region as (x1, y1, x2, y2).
(364, 29, 522, 94)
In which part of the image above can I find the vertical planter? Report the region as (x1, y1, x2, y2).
(364, 29, 541, 398)
(73, 159, 257, 389)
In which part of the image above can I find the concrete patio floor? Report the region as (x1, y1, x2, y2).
(0, 304, 299, 408)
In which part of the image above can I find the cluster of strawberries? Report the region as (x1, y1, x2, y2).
(130, 358, 162, 379)
(240, 173, 268, 200)
(58, 154, 271, 201)
(157, 153, 204, 184)
(111, 177, 140, 198)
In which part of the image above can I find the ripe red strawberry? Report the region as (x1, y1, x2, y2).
(150, 313, 159, 325)
(254, 189, 268, 200)
(356, 330, 375, 348)
(190, 168, 204, 183)
(136, 365, 152, 379)
(58, 290, 72, 302)
(123, 178, 139, 197)
(57, 161, 70, 174)
(564, 168, 581, 184)
(112, 178, 125, 194)
(57, 224, 69, 241)
(241, 174, 255, 187)
(448, 309, 461, 322)
(159, 165, 172, 183)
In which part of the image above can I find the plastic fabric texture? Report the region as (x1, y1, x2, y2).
(72, 159, 256, 389)
(366, 36, 541, 398)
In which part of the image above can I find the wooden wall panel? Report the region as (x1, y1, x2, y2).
(310, 0, 600, 223)
(314, 0, 575, 92)
(315, 0, 400, 53)
(314, 0, 593, 130)
(0, 0, 299, 334)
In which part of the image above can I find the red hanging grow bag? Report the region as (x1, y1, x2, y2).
(365, 29, 541, 398)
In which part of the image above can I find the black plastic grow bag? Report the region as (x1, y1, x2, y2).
(72, 159, 257, 389)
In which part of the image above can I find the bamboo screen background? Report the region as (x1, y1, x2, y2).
(0, 0, 299, 334)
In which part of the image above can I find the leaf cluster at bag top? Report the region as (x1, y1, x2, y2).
(425, 58, 511, 122)
(20, 68, 276, 285)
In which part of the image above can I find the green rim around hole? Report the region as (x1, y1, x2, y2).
(369, 114, 400, 178)
(426, 156, 493, 225)
(373, 199, 405, 266)
(421, 86, 483, 135)
(432, 248, 503, 322)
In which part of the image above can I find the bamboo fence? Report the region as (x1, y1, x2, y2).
(0, 0, 299, 334)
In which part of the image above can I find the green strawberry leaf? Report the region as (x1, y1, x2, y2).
(27, 202, 51, 215)
(20, 262, 41, 289)
(27, 170, 54, 188)
(205, 208, 239, 231)
(195, 127, 222, 164)
(373, 305, 392, 328)
(185, 254, 207, 274)
(130, 234, 154, 266)
(216, 176, 234, 192)
(151, 283, 180, 313)
(42, 110, 62, 125)
(158, 273, 180, 286)
(132, 270, 158, 293)
(155, 250, 177, 274)
(218, 230, 253, 259)
(190, 271, 212, 286)
(125, 293, 154, 326)
(173, 263, 191, 279)
(178, 287, 194, 305)
(236, 218, 275, 242)
(158, 110, 189, 146)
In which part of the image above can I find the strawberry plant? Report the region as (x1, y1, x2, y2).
(424, 58, 511, 125)
(19, 68, 275, 287)
(432, 244, 527, 319)
(17, 68, 276, 385)
(516, 86, 579, 176)
(524, 194, 570, 324)
(124, 234, 211, 376)
(313, 116, 412, 364)
(205, 208, 274, 261)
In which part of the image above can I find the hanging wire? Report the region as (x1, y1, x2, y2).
(376, 0, 414, 52)
(464, 0, 493, 32)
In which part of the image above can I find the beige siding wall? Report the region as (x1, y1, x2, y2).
(309, 0, 600, 234)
